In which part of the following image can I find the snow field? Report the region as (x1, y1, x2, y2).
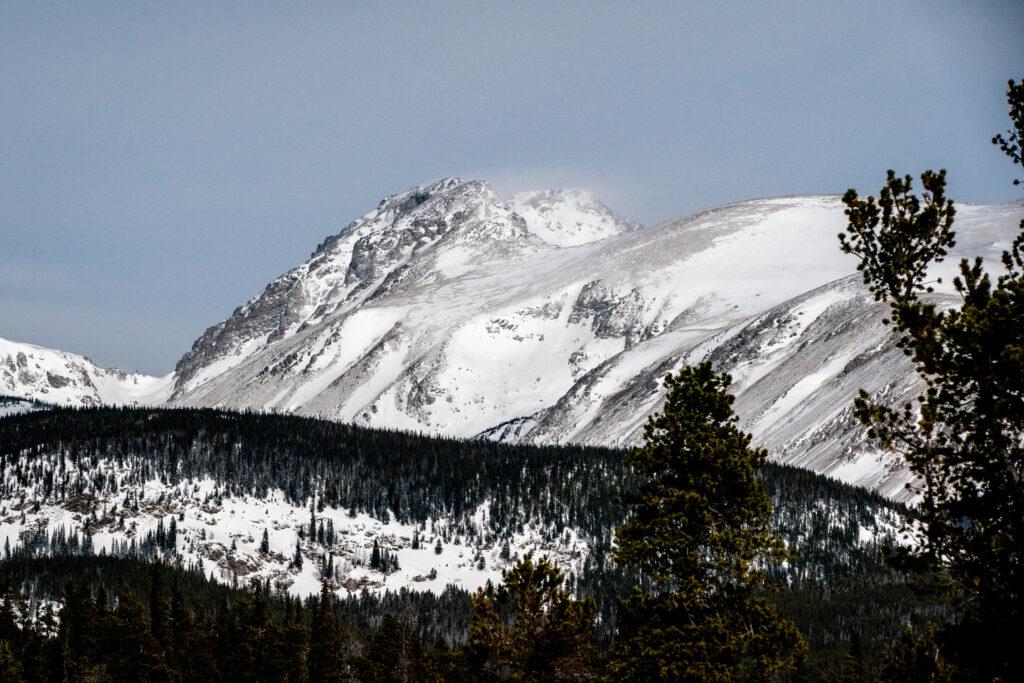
(0, 456, 591, 599)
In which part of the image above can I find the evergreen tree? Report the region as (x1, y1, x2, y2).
(880, 624, 951, 683)
(841, 632, 867, 683)
(371, 539, 382, 571)
(0, 641, 22, 683)
(464, 553, 597, 681)
(838, 79, 1024, 681)
(308, 582, 347, 682)
(283, 596, 310, 682)
(168, 578, 202, 680)
(260, 528, 270, 555)
(106, 584, 167, 681)
(357, 613, 424, 682)
(149, 561, 169, 650)
(608, 362, 805, 681)
(168, 515, 178, 552)
(57, 580, 99, 680)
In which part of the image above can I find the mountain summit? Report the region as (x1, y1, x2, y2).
(511, 189, 640, 246)
(4, 179, 1022, 500)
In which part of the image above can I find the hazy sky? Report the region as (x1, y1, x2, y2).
(2, 1, 1022, 374)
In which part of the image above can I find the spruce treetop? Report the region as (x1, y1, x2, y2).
(615, 361, 784, 593)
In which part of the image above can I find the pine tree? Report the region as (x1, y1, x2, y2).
(880, 624, 952, 683)
(293, 539, 304, 571)
(106, 584, 167, 681)
(370, 539, 381, 571)
(358, 613, 422, 682)
(608, 362, 805, 681)
(260, 528, 270, 555)
(308, 582, 346, 682)
(841, 632, 867, 683)
(169, 578, 197, 679)
(464, 553, 597, 681)
(57, 580, 99, 679)
(838, 79, 1024, 681)
(167, 516, 177, 553)
(0, 641, 22, 683)
(149, 561, 169, 651)
(283, 596, 310, 683)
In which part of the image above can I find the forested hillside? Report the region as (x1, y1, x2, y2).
(0, 406, 940, 678)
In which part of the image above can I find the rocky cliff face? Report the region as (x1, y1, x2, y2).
(172, 178, 544, 397)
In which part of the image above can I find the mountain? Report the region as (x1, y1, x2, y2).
(164, 179, 1022, 500)
(0, 337, 172, 407)
(3, 179, 1020, 500)
(511, 189, 641, 246)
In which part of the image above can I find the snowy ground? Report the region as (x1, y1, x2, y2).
(0, 446, 912, 600)
(0, 456, 589, 598)
(0, 397, 45, 417)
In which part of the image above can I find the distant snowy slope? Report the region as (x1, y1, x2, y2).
(163, 181, 1022, 500)
(6, 177, 1020, 500)
(0, 337, 172, 407)
(0, 396, 45, 417)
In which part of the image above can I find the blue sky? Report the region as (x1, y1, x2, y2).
(2, 1, 1022, 374)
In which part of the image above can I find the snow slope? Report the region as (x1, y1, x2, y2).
(5, 177, 1021, 501)
(0, 337, 172, 407)
(0, 431, 903, 599)
(0, 458, 580, 599)
(0, 396, 44, 417)
(511, 189, 640, 246)
(165, 180, 1022, 500)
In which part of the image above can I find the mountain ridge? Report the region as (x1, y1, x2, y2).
(0, 336, 172, 407)
(3, 179, 1021, 500)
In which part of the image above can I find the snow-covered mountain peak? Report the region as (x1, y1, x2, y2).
(511, 188, 641, 247)
(0, 336, 172, 406)
(163, 186, 1022, 500)
(368, 177, 474, 226)
(172, 177, 538, 395)
(10, 177, 1022, 502)
(341, 177, 531, 248)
